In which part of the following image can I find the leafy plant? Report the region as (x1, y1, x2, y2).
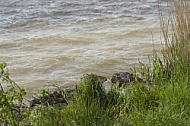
(0, 62, 26, 125)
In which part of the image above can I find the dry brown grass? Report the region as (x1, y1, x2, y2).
(159, 0, 190, 72)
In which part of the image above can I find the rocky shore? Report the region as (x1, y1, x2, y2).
(5, 71, 143, 123)
(29, 72, 143, 108)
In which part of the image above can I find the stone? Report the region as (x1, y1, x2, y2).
(29, 88, 75, 109)
(111, 72, 143, 87)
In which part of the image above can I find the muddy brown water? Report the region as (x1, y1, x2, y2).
(0, 0, 168, 97)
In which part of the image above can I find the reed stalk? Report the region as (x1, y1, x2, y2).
(160, 0, 190, 73)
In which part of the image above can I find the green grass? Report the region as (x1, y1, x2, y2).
(18, 75, 190, 126)
(1, 0, 190, 125)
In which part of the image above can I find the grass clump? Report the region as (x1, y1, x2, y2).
(160, 0, 190, 80)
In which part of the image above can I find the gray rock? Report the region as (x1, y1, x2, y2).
(111, 72, 143, 87)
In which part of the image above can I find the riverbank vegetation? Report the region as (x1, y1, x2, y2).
(1, 0, 190, 125)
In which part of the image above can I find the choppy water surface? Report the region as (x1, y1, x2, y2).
(0, 0, 167, 93)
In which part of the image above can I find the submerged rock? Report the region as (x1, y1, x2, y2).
(111, 72, 143, 87)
